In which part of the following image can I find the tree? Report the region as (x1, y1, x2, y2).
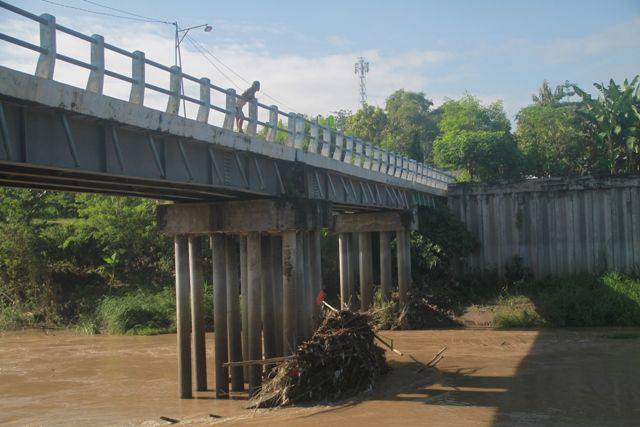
(433, 94, 521, 182)
(572, 76, 640, 175)
(383, 90, 439, 161)
(344, 104, 388, 145)
(516, 103, 588, 177)
(532, 80, 574, 106)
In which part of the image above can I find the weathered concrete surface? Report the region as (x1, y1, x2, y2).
(157, 199, 332, 235)
(448, 176, 640, 277)
(331, 210, 417, 233)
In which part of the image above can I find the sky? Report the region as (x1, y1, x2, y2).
(1, 0, 639, 125)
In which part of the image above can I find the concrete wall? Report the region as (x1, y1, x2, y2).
(447, 176, 640, 278)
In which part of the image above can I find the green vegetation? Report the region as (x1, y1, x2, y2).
(492, 272, 640, 328)
(98, 289, 176, 335)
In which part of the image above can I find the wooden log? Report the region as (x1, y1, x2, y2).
(211, 234, 229, 398)
(188, 236, 206, 392)
(223, 355, 295, 368)
(174, 235, 192, 398)
(225, 236, 243, 392)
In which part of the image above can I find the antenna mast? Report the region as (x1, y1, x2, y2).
(354, 57, 370, 107)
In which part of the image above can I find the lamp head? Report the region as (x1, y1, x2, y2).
(204, 25, 213, 32)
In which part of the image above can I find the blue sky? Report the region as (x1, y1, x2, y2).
(2, 0, 640, 122)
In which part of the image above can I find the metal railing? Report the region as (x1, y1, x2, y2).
(0, 1, 455, 190)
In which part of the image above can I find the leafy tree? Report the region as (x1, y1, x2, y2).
(433, 94, 521, 182)
(516, 103, 588, 177)
(572, 76, 640, 174)
(382, 90, 439, 161)
(532, 80, 574, 106)
(344, 104, 388, 145)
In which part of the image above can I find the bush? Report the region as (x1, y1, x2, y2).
(98, 288, 176, 335)
(493, 296, 542, 328)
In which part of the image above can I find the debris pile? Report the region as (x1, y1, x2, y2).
(373, 288, 461, 330)
(250, 308, 389, 408)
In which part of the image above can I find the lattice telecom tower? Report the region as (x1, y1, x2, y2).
(354, 57, 370, 107)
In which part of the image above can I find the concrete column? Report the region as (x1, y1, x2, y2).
(261, 237, 277, 361)
(303, 231, 315, 337)
(174, 235, 192, 399)
(282, 231, 298, 355)
(309, 230, 322, 325)
(359, 232, 374, 311)
(347, 233, 358, 309)
(338, 233, 350, 309)
(239, 236, 249, 380)
(397, 230, 412, 306)
(379, 231, 392, 302)
(246, 232, 262, 396)
(225, 236, 243, 392)
(188, 236, 206, 392)
(296, 232, 307, 341)
(270, 236, 284, 356)
(211, 234, 228, 398)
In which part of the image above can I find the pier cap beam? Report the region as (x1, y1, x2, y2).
(331, 210, 418, 234)
(157, 199, 332, 235)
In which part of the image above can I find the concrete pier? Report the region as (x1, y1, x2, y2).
(379, 231, 392, 302)
(174, 235, 192, 399)
(282, 230, 298, 355)
(397, 230, 412, 305)
(358, 232, 374, 311)
(310, 230, 322, 323)
(338, 233, 351, 309)
(188, 236, 206, 392)
(270, 236, 284, 356)
(225, 236, 243, 392)
(261, 237, 277, 361)
(246, 232, 262, 396)
(239, 236, 249, 380)
(211, 234, 228, 397)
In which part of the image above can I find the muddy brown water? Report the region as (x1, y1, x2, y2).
(1, 329, 639, 426)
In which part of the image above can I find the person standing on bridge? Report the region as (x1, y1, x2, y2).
(235, 81, 260, 133)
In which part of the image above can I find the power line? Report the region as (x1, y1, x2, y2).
(79, 0, 171, 24)
(39, 0, 170, 24)
(185, 35, 296, 111)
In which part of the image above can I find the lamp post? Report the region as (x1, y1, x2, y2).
(173, 22, 213, 116)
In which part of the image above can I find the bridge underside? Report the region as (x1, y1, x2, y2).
(0, 67, 444, 212)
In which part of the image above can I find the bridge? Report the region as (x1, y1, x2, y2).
(0, 2, 454, 399)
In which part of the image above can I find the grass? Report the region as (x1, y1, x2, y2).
(492, 272, 640, 328)
(98, 288, 176, 335)
(605, 332, 640, 339)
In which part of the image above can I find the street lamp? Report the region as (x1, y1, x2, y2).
(172, 22, 212, 116)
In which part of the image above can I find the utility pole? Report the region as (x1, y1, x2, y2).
(173, 22, 213, 116)
(354, 57, 369, 107)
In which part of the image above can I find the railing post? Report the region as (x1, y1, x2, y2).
(343, 136, 354, 164)
(35, 14, 56, 79)
(409, 159, 417, 182)
(294, 114, 305, 149)
(166, 65, 182, 115)
(380, 149, 388, 174)
(196, 77, 210, 123)
(267, 105, 278, 142)
(333, 132, 344, 161)
(223, 88, 236, 130)
(320, 126, 331, 157)
(246, 98, 258, 136)
(363, 142, 372, 169)
(394, 155, 403, 178)
(87, 34, 104, 94)
(308, 118, 319, 153)
(129, 51, 145, 105)
(372, 146, 380, 171)
(286, 113, 296, 147)
(354, 139, 363, 167)
(387, 152, 396, 176)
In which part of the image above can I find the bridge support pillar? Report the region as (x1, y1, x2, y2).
(188, 236, 207, 392)
(158, 199, 331, 397)
(338, 233, 351, 309)
(332, 210, 417, 310)
(358, 232, 374, 311)
(174, 235, 192, 399)
(348, 233, 358, 309)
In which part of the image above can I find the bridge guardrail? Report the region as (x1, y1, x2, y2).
(0, 1, 455, 191)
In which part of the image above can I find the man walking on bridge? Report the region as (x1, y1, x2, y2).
(235, 81, 260, 133)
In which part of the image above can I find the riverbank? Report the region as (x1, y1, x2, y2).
(1, 328, 639, 426)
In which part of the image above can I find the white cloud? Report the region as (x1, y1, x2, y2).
(0, 14, 453, 125)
